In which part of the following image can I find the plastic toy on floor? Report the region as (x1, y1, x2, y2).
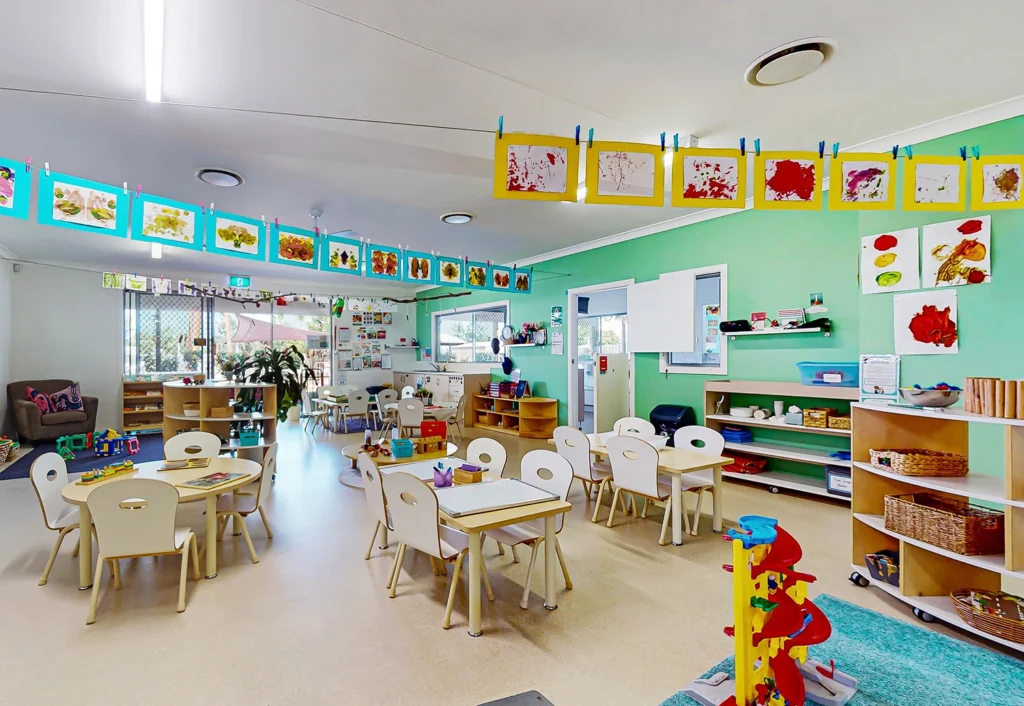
(125, 436, 140, 455)
(681, 515, 857, 706)
(93, 429, 126, 458)
(56, 432, 92, 461)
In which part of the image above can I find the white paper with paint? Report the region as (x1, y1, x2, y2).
(893, 290, 958, 355)
(860, 228, 919, 294)
(921, 216, 991, 288)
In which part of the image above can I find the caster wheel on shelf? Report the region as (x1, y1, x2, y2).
(849, 572, 870, 588)
(770, 486, 780, 494)
(913, 608, 936, 623)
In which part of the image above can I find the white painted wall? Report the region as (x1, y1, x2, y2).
(0, 261, 12, 433)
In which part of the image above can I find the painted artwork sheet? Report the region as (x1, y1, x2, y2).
(102, 272, 125, 289)
(347, 297, 372, 312)
(894, 289, 958, 355)
(971, 156, 1024, 210)
(861, 228, 920, 294)
(493, 133, 579, 201)
(0, 159, 31, 220)
(466, 261, 489, 289)
(490, 265, 512, 291)
(404, 250, 435, 285)
(321, 234, 361, 275)
(132, 194, 204, 250)
(513, 268, 532, 293)
(902, 156, 966, 211)
(753, 152, 822, 210)
(585, 142, 664, 206)
(437, 257, 463, 286)
(270, 224, 318, 269)
(829, 153, 895, 210)
(921, 216, 991, 287)
(124, 275, 148, 292)
(38, 171, 128, 236)
(366, 245, 401, 280)
(152, 278, 173, 295)
(206, 213, 265, 261)
(672, 148, 746, 208)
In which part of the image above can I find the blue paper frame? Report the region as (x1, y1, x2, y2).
(436, 256, 464, 287)
(403, 250, 436, 285)
(512, 267, 532, 294)
(320, 233, 363, 275)
(365, 243, 403, 281)
(131, 193, 205, 251)
(37, 171, 129, 237)
(206, 211, 267, 261)
(489, 265, 513, 292)
(270, 223, 319, 270)
(0, 159, 31, 221)
(466, 261, 490, 289)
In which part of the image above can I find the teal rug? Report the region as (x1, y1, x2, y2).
(660, 595, 1024, 706)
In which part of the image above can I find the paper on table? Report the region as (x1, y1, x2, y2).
(435, 478, 558, 517)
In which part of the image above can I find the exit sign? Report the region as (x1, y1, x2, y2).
(228, 275, 250, 287)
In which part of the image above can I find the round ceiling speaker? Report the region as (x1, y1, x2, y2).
(744, 38, 837, 87)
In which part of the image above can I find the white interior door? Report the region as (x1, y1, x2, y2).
(594, 353, 629, 433)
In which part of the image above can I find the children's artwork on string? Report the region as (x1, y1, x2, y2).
(102, 272, 125, 289)
(206, 212, 265, 261)
(270, 223, 318, 269)
(177, 281, 195, 296)
(152, 278, 173, 295)
(829, 152, 896, 210)
(490, 265, 513, 291)
(0, 159, 31, 220)
(971, 156, 1024, 210)
(466, 261, 489, 289)
(493, 133, 580, 202)
(347, 297, 372, 312)
(921, 216, 991, 287)
(320, 233, 362, 275)
(513, 268, 532, 293)
(753, 152, 822, 210)
(124, 275, 148, 292)
(437, 256, 463, 286)
(672, 148, 746, 209)
(860, 228, 920, 294)
(403, 250, 435, 285)
(131, 194, 204, 250)
(894, 289, 958, 355)
(38, 171, 129, 236)
(366, 244, 402, 281)
(584, 141, 664, 206)
(902, 156, 966, 211)
(375, 298, 397, 313)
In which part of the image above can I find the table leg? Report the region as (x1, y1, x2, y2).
(543, 515, 557, 610)
(712, 465, 723, 533)
(468, 531, 482, 637)
(379, 525, 389, 550)
(231, 490, 242, 536)
(671, 474, 683, 546)
(78, 503, 93, 590)
(205, 495, 218, 578)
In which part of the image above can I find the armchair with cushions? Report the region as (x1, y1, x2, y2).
(8, 379, 99, 442)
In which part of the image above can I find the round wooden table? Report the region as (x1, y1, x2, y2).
(61, 457, 261, 587)
(339, 442, 458, 488)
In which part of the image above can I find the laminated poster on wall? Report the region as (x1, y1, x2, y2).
(921, 216, 991, 288)
(860, 228, 920, 294)
(38, 170, 129, 236)
(131, 193, 205, 251)
(893, 289, 958, 355)
(206, 211, 266, 261)
(0, 158, 31, 220)
(493, 133, 580, 202)
(859, 354, 900, 404)
(901, 155, 967, 212)
(671, 148, 746, 209)
(753, 151, 823, 210)
(704, 305, 721, 355)
(970, 156, 1024, 210)
(269, 223, 318, 269)
(584, 141, 664, 207)
(828, 152, 896, 211)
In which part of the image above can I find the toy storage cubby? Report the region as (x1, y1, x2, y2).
(122, 378, 166, 434)
(469, 394, 558, 439)
(163, 381, 277, 463)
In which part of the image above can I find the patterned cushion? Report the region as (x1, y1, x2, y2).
(49, 382, 84, 412)
(26, 386, 56, 415)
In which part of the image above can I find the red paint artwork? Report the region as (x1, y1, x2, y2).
(873, 234, 898, 251)
(683, 157, 739, 201)
(505, 145, 568, 193)
(765, 159, 816, 201)
(908, 305, 958, 348)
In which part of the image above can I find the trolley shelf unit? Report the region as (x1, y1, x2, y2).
(704, 380, 857, 502)
(162, 381, 277, 461)
(849, 402, 1024, 653)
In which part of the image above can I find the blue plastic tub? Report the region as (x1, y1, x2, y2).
(392, 438, 414, 458)
(796, 361, 859, 388)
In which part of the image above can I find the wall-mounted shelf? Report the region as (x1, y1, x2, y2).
(729, 327, 828, 340)
(386, 345, 419, 349)
(500, 340, 544, 348)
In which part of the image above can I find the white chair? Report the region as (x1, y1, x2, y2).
(86, 478, 200, 624)
(215, 442, 276, 563)
(359, 453, 393, 564)
(397, 398, 425, 437)
(340, 390, 371, 433)
(606, 435, 684, 545)
(400, 385, 415, 399)
(302, 389, 329, 433)
(382, 471, 495, 629)
(336, 384, 358, 397)
(375, 389, 399, 427)
(164, 431, 221, 460)
(613, 416, 656, 437)
(449, 395, 467, 442)
(30, 453, 89, 586)
(553, 426, 616, 514)
(466, 437, 508, 477)
(672, 427, 724, 535)
(483, 450, 574, 609)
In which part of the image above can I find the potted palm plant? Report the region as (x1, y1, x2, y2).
(237, 345, 314, 422)
(217, 352, 244, 382)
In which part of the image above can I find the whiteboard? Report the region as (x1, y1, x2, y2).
(627, 269, 695, 353)
(379, 457, 461, 482)
(435, 478, 558, 517)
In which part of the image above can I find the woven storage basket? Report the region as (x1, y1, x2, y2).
(951, 589, 1024, 644)
(802, 408, 833, 428)
(884, 493, 1004, 555)
(0, 440, 14, 465)
(870, 448, 968, 477)
(827, 415, 851, 430)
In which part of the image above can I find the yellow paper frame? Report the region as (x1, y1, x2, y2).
(753, 151, 823, 211)
(671, 148, 747, 209)
(584, 141, 665, 207)
(493, 133, 580, 202)
(901, 155, 967, 212)
(828, 152, 896, 211)
(970, 155, 1024, 211)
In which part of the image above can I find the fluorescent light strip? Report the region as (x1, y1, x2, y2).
(144, 0, 164, 103)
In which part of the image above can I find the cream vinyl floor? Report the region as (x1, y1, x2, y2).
(0, 423, 1001, 705)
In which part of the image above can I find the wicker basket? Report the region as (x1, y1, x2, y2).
(802, 408, 834, 428)
(870, 448, 968, 477)
(827, 415, 851, 430)
(884, 493, 1004, 555)
(0, 440, 15, 465)
(951, 589, 1024, 644)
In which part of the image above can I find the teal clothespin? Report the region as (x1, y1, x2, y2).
(904, 145, 913, 160)
(497, 116, 503, 139)
(660, 132, 666, 152)
(754, 138, 761, 157)
(818, 141, 825, 159)
(832, 142, 840, 159)
(971, 145, 981, 160)
(587, 128, 594, 148)
(574, 125, 580, 146)
(960, 146, 967, 161)
(673, 134, 679, 152)
(892, 145, 899, 160)
(740, 137, 746, 156)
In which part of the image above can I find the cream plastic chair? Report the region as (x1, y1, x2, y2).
(382, 471, 494, 629)
(613, 416, 656, 437)
(483, 450, 574, 609)
(164, 431, 221, 460)
(302, 389, 329, 433)
(359, 452, 393, 564)
(375, 388, 399, 427)
(466, 437, 508, 476)
(400, 385, 415, 399)
(672, 426, 724, 535)
(215, 442, 276, 563)
(397, 398, 424, 437)
(31, 453, 89, 586)
(606, 435, 685, 544)
(449, 395, 467, 442)
(86, 478, 200, 624)
(340, 391, 371, 433)
(554, 426, 614, 508)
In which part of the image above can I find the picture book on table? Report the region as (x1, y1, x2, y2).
(176, 472, 245, 490)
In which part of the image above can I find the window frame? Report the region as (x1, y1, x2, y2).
(659, 263, 728, 376)
(431, 300, 510, 371)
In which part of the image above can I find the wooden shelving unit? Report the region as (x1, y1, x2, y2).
(468, 394, 558, 439)
(122, 379, 166, 435)
(163, 381, 277, 462)
(704, 380, 858, 501)
(849, 401, 1024, 653)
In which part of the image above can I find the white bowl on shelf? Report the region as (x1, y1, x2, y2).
(729, 407, 755, 418)
(182, 409, 201, 418)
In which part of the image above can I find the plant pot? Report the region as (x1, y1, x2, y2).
(223, 370, 235, 382)
(286, 406, 301, 423)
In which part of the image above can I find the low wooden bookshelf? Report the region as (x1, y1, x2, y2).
(122, 379, 166, 435)
(468, 394, 558, 440)
(163, 381, 277, 462)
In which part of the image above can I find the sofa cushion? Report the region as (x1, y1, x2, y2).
(49, 382, 84, 412)
(26, 386, 57, 415)
(41, 410, 88, 426)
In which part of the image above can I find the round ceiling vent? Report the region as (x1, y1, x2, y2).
(744, 38, 837, 87)
(441, 212, 473, 225)
(196, 168, 244, 187)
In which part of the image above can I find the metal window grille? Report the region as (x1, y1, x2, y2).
(124, 292, 213, 376)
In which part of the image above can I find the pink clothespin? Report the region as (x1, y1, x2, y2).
(136, 185, 142, 199)
(315, 226, 320, 237)
(274, 218, 279, 228)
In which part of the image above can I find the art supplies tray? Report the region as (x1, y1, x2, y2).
(435, 478, 558, 517)
(377, 457, 461, 483)
(159, 457, 212, 471)
(175, 472, 246, 491)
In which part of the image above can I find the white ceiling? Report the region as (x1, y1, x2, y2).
(2, 0, 1024, 279)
